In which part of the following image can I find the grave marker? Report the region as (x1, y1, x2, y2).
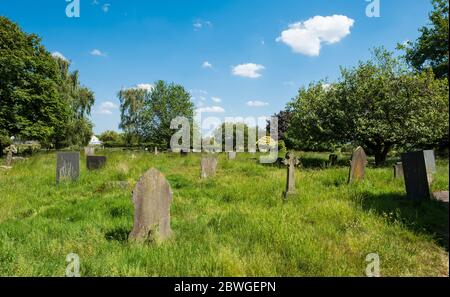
(86, 156, 107, 170)
(201, 156, 218, 179)
(129, 168, 173, 242)
(348, 146, 367, 183)
(56, 152, 80, 183)
(401, 151, 431, 201)
(283, 152, 299, 199)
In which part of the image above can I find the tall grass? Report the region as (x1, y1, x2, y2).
(0, 150, 448, 276)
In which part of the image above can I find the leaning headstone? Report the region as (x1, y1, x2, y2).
(201, 156, 218, 179)
(129, 168, 173, 243)
(228, 152, 237, 160)
(401, 151, 431, 201)
(56, 152, 80, 183)
(394, 162, 404, 179)
(328, 154, 338, 167)
(86, 156, 107, 170)
(283, 152, 300, 199)
(348, 147, 367, 183)
(2, 144, 17, 167)
(84, 146, 95, 156)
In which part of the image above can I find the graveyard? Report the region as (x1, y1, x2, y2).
(0, 149, 448, 276)
(1, 0, 449, 280)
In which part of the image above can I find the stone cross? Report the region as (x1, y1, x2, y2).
(201, 156, 218, 179)
(56, 152, 80, 183)
(348, 146, 367, 183)
(401, 151, 431, 201)
(3, 144, 17, 167)
(129, 168, 173, 243)
(282, 152, 299, 199)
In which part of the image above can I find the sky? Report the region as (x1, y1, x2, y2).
(0, 0, 434, 134)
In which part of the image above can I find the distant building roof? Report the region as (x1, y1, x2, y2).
(89, 135, 103, 146)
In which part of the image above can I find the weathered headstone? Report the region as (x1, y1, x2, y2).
(84, 146, 95, 156)
(401, 151, 431, 201)
(129, 168, 173, 242)
(328, 154, 338, 167)
(348, 146, 367, 183)
(394, 162, 404, 179)
(201, 156, 218, 179)
(154, 147, 158, 155)
(86, 156, 107, 170)
(283, 152, 300, 199)
(56, 152, 80, 183)
(2, 144, 17, 167)
(228, 152, 237, 160)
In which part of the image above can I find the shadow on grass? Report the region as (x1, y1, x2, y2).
(105, 227, 131, 243)
(359, 192, 449, 250)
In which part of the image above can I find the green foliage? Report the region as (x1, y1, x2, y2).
(118, 80, 194, 148)
(278, 140, 287, 159)
(0, 17, 70, 143)
(0, 17, 95, 149)
(99, 130, 125, 147)
(287, 48, 449, 165)
(214, 122, 261, 152)
(399, 0, 449, 78)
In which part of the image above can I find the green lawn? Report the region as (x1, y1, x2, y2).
(0, 150, 448, 276)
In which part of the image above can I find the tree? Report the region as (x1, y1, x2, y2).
(400, 0, 449, 78)
(118, 80, 194, 148)
(0, 17, 70, 144)
(118, 88, 147, 145)
(267, 110, 294, 148)
(143, 81, 194, 148)
(288, 48, 449, 165)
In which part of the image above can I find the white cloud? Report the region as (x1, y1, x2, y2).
(90, 49, 107, 57)
(232, 63, 265, 78)
(51, 51, 69, 62)
(276, 15, 354, 56)
(102, 4, 111, 12)
(98, 101, 118, 115)
(196, 106, 225, 113)
(211, 96, 222, 103)
(247, 100, 269, 107)
(202, 61, 213, 69)
(136, 83, 154, 91)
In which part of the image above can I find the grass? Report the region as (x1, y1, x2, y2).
(0, 150, 448, 276)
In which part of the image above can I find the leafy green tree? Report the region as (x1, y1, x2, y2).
(400, 0, 449, 78)
(118, 88, 147, 145)
(99, 130, 123, 143)
(0, 17, 70, 144)
(288, 48, 449, 165)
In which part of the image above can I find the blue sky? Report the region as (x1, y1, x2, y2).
(0, 0, 433, 134)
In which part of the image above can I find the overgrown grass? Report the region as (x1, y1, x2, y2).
(0, 150, 448, 276)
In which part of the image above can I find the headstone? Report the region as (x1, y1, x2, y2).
(3, 144, 17, 167)
(401, 151, 431, 201)
(84, 146, 95, 156)
(433, 191, 449, 203)
(228, 152, 236, 160)
(129, 168, 173, 242)
(282, 152, 300, 199)
(394, 162, 404, 179)
(348, 146, 367, 183)
(154, 147, 158, 155)
(56, 152, 80, 183)
(328, 154, 338, 166)
(423, 150, 436, 183)
(180, 149, 189, 157)
(201, 156, 218, 179)
(86, 156, 107, 170)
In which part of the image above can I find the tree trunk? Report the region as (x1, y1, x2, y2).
(374, 144, 392, 166)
